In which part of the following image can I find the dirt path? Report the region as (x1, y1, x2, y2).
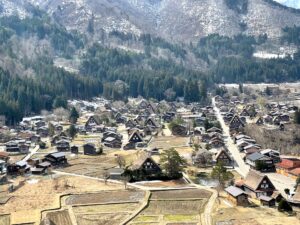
(212, 97, 249, 177)
(183, 173, 217, 225)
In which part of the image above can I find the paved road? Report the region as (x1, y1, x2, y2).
(212, 97, 295, 194)
(22, 145, 40, 162)
(212, 97, 249, 177)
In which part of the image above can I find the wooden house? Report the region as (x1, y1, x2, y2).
(44, 152, 67, 166)
(71, 145, 79, 154)
(215, 149, 233, 167)
(145, 117, 159, 128)
(85, 115, 102, 131)
(36, 127, 49, 137)
(240, 108, 250, 117)
(171, 124, 188, 136)
(83, 143, 100, 155)
(125, 119, 137, 128)
(128, 130, 144, 143)
(256, 117, 264, 125)
(240, 170, 276, 198)
(31, 161, 52, 175)
(260, 149, 280, 163)
(229, 115, 245, 132)
(56, 139, 70, 152)
(209, 138, 225, 148)
(103, 137, 122, 148)
(102, 131, 123, 142)
(245, 152, 275, 172)
(5, 141, 19, 152)
(129, 155, 162, 177)
(7, 161, 30, 175)
(225, 186, 249, 206)
(162, 112, 175, 122)
(259, 195, 276, 207)
(207, 127, 222, 134)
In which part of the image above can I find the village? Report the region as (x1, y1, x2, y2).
(1, 85, 300, 225)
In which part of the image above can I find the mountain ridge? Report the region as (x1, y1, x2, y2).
(20, 0, 300, 43)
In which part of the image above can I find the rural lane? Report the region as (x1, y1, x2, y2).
(212, 97, 249, 177)
(212, 97, 295, 194)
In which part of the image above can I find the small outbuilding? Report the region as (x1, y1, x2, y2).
(225, 186, 249, 206)
(259, 195, 276, 207)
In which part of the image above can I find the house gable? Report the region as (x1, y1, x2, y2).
(129, 131, 143, 143)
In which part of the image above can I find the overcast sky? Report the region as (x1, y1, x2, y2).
(274, 0, 300, 9)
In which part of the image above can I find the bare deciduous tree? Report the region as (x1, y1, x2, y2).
(116, 155, 126, 168)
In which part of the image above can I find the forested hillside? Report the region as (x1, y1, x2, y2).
(1, 2, 300, 125)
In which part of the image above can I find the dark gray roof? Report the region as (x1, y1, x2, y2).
(246, 152, 269, 161)
(16, 161, 27, 167)
(50, 152, 66, 158)
(259, 195, 273, 202)
(225, 186, 246, 197)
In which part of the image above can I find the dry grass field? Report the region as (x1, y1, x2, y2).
(212, 198, 300, 225)
(0, 176, 123, 224)
(72, 203, 140, 214)
(66, 190, 145, 225)
(149, 136, 189, 149)
(142, 200, 206, 215)
(46, 210, 72, 225)
(0, 214, 10, 225)
(131, 189, 211, 225)
(65, 190, 145, 205)
(151, 189, 211, 200)
(76, 212, 128, 225)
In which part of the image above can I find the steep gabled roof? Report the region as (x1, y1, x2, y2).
(243, 170, 274, 191)
(130, 154, 160, 171)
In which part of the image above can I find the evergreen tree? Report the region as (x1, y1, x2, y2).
(69, 107, 79, 124)
(160, 148, 186, 179)
(239, 83, 244, 93)
(265, 86, 272, 96)
(53, 96, 67, 109)
(68, 124, 77, 139)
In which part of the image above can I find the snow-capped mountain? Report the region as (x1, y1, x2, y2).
(2, 0, 300, 43)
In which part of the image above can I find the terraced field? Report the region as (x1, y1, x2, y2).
(64, 190, 146, 225)
(130, 189, 211, 225)
(46, 210, 72, 225)
(0, 214, 10, 225)
(66, 190, 145, 205)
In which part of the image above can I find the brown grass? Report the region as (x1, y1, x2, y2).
(142, 200, 206, 215)
(66, 190, 145, 205)
(151, 189, 211, 200)
(149, 136, 189, 149)
(75, 212, 128, 225)
(213, 198, 300, 225)
(0, 176, 123, 224)
(73, 203, 140, 214)
(0, 214, 10, 225)
(46, 210, 72, 225)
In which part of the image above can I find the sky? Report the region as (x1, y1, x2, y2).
(274, 0, 300, 9)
